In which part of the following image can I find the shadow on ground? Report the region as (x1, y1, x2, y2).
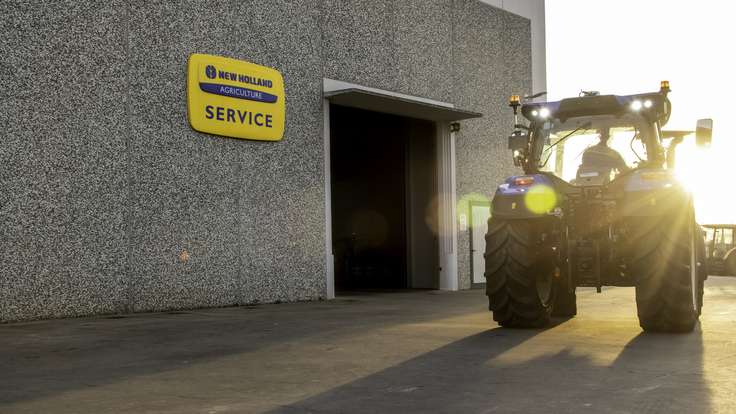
(271, 326, 709, 413)
(0, 291, 484, 405)
(0, 288, 714, 413)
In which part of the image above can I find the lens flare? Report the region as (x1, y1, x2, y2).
(457, 193, 491, 221)
(524, 185, 557, 214)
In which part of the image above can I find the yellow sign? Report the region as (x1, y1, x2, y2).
(187, 54, 285, 141)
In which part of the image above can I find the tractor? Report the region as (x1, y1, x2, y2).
(485, 82, 713, 332)
(703, 224, 736, 276)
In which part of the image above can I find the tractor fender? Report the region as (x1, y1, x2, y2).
(619, 169, 691, 217)
(491, 173, 564, 219)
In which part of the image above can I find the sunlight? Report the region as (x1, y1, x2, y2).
(486, 325, 641, 369)
(675, 138, 736, 224)
(547, 0, 736, 224)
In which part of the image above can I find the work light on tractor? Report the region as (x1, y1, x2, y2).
(486, 81, 713, 332)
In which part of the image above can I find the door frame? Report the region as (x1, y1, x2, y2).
(322, 79, 459, 298)
(469, 200, 491, 289)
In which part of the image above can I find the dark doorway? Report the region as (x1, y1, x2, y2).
(330, 104, 438, 291)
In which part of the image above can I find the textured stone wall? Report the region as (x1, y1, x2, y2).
(0, 0, 532, 321)
(453, 2, 534, 289)
(1, 2, 130, 321)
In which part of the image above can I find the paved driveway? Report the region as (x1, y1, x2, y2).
(2, 277, 736, 413)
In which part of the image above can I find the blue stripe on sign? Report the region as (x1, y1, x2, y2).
(199, 83, 278, 103)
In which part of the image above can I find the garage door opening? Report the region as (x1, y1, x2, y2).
(330, 105, 438, 292)
(322, 80, 482, 297)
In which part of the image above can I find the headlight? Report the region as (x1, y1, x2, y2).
(539, 107, 550, 118)
(630, 100, 643, 111)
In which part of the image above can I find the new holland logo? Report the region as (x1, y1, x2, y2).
(199, 64, 278, 104)
(205, 65, 217, 79)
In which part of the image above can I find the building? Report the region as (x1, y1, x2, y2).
(0, 0, 546, 321)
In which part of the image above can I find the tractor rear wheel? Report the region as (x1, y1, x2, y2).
(484, 217, 556, 328)
(630, 213, 703, 333)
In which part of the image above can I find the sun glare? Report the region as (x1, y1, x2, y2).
(547, 0, 736, 225)
(675, 138, 735, 224)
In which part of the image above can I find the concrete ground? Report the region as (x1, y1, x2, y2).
(2, 278, 736, 413)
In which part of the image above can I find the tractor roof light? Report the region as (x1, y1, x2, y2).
(530, 107, 550, 118)
(660, 80, 671, 94)
(630, 99, 654, 112)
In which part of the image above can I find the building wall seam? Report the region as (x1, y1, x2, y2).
(123, 0, 134, 314)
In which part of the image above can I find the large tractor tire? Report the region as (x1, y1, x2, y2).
(725, 251, 736, 276)
(697, 231, 707, 316)
(484, 217, 557, 328)
(629, 212, 704, 333)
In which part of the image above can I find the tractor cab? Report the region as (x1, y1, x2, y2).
(507, 82, 712, 186)
(534, 115, 649, 186)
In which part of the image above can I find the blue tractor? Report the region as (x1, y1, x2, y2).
(485, 82, 713, 332)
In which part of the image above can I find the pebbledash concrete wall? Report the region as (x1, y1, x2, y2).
(0, 0, 535, 321)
